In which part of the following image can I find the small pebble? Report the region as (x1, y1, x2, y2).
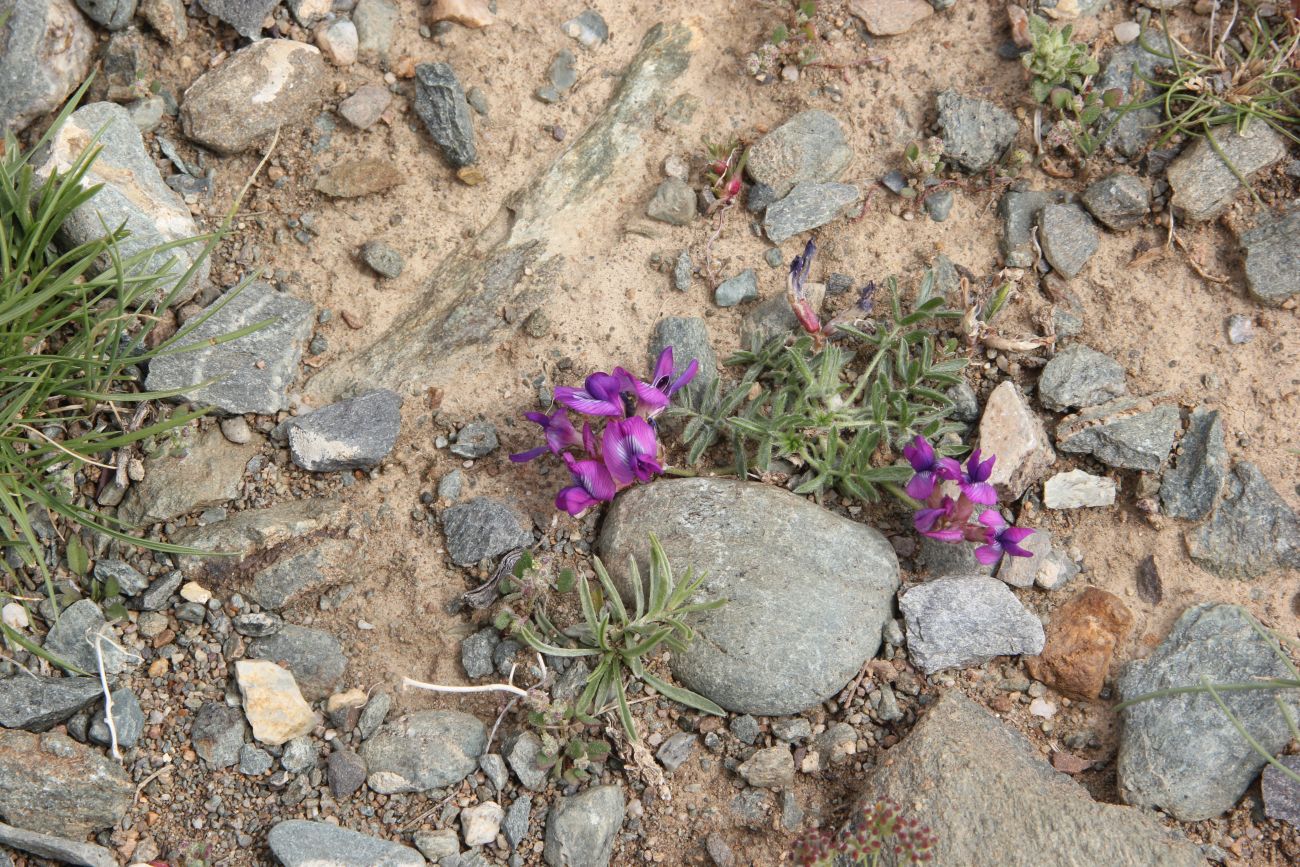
(1114, 21, 1141, 44)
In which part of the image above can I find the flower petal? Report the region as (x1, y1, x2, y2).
(962, 480, 999, 505)
(665, 358, 699, 397)
(509, 445, 548, 463)
(651, 346, 674, 386)
(921, 526, 965, 543)
(555, 486, 600, 516)
(903, 436, 934, 472)
(974, 543, 1003, 565)
(554, 386, 623, 417)
(977, 509, 1007, 531)
(905, 471, 936, 501)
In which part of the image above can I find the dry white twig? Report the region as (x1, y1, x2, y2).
(88, 628, 141, 761)
(401, 676, 528, 699)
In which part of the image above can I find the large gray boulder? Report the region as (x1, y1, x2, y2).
(0, 730, 132, 837)
(0, 0, 95, 135)
(598, 478, 899, 715)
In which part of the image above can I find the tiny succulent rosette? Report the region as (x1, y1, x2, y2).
(904, 434, 1034, 566)
(512, 347, 698, 516)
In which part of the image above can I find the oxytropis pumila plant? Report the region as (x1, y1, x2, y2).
(789, 799, 937, 866)
(511, 347, 698, 516)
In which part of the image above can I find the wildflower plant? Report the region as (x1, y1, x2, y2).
(1023, 15, 1099, 103)
(790, 799, 937, 866)
(745, 1, 821, 78)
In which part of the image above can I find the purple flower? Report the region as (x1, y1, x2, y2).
(914, 496, 964, 543)
(787, 239, 822, 336)
(602, 416, 662, 485)
(956, 449, 997, 505)
(510, 409, 581, 463)
(903, 435, 959, 500)
(974, 510, 1035, 565)
(554, 372, 626, 417)
(856, 280, 876, 314)
(555, 452, 616, 516)
(644, 347, 699, 406)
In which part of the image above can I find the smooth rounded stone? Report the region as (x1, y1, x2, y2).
(1237, 206, 1300, 307)
(0, 730, 132, 837)
(339, 83, 392, 130)
(1167, 124, 1287, 222)
(763, 182, 860, 243)
(317, 19, 359, 66)
(1118, 603, 1300, 821)
(737, 746, 794, 789)
(0, 675, 102, 731)
(123, 425, 254, 524)
(655, 732, 697, 772)
(414, 828, 461, 861)
(1039, 203, 1099, 278)
(327, 747, 367, 798)
(1044, 469, 1116, 509)
(74, 0, 135, 28)
(937, 90, 1018, 173)
(547, 49, 577, 92)
(451, 420, 499, 459)
(924, 189, 955, 222)
(461, 627, 500, 679)
(360, 710, 486, 793)
(268, 820, 425, 867)
(126, 95, 166, 132)
(899, 576, 1045, 674)
(248, 625, 347, 701)
(649, 316, 716, 409)
(181, 40, 326, 155)
(1037, 345, 1127, 411)
(598, 478, 900, 715)
(543, 785, 625, 867)
(219, 416, 254, 445)
(461, 801, 504, 847)
(978, 381, 1056, 499)
(745, 110, 852, 199)
(235, 660, 316, 746)
(239, 743, 273, 775)
(998, 188, 1071, 268)
(93, 559, 147, 596)
(503, 795, 532, 849)
(360, 240, 404, 278)
(1186, 462, 1300, 580)
(505, 730, 548, 791)
(646, 178, 696, 226)
(729, 714, 760, 745)
(918, 537, 992, 579)
(850, 0, 933, 35)
(87, 688, 143, 749)
(713, 269, 758, 308)
(441, 497, 533, 567)
(33, 101, 209, 306)
(562, 8, 608, 48)
(191, 701, 248, 768)
(1159, 407, 1227, 521)
(358, 691, 391, 740)
(1113, 20, 1141, 43)
(1262, 755, 1300, 828)
(1056, 398, 1180, 471)
(146, 281, 315, 415)
(1081, 173, 1150, 231)
(197, 0, 275, 38)
(1026, 587, 1132, 701)
(288, 389, 402, 472)
(858, 691, 1206, 866)
(0, 0, 95, 134)
(354, 0, 398, 56)
(415, 62, 477, 168)
(315, 158, 404, 198)
(44, 599, 137, 677)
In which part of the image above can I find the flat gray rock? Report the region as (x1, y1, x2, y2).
(648, 316, 717, 408)
(1167, 124, 1288, 222)
(937, 90, 1018, 173)
(0, 0, 95, 134)
(544, 785, 624, 867)
(998, 188, 1071, 268)
(714, 269, 758, 307)
(145, 281, 315, 415)
(249, 625, 347, 701)
(1118, 603, 1300, 821)
(450, 420, 498, 459)
(918, 537, 993, 579)
(197, 0, 275, 38)
(268, 819, 425, 867)
(360, 710, 486, 793)
(414, 62, 477, 168)
(646, 177, 695, 225)
(34, 101, 209, 306)
(441, 497, 533, 567)
(1238, 206, 1300, 307)
(87, 687, 143, 749)
(0, 675, 102, 731)
(1262, 755, 1300, 828)
(505, 730, 548, 792)
(123, 425, 253, 524)
(288, 390, 402, 472)
(1081, 172, 1150, 231)
(598, 478, 899, 715)
(0, 730, 132, 837)
(1038, 345, 1127, 411)
(1159, 407, 1226, 521)
(899, 576, 1044, 674)
(460, 627, 499, 679)
(1186, 463, 1300, 580)
(1039, 203, 1099, 278)
(354, 0, 398, 57)
(251, 540, 351, 610)
(745, 110, 852, 199)
(0, 819, 117, 867)
(763, 182, 859, 243)
(171, 499, 344, 578)
(44, 600, 137, 677)
(1056, 398, 1180, 472)
(859, 691, 1205, 866)
(93, 559, 148, 596)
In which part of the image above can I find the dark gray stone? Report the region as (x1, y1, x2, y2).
(561, 9, 607, 48)
(358, 692, 391, 740)
(1038, 345, 1127, 411)
(239, 743, 273, 776)
(0, 0, 95, 134)
(74, 0, 135, 29)
(655, 732, 697, 772)
(1098, 38, 1170, 158)
(44, 600, 137, 677)
(925, 189, 955, 222)
(88, 688, 143, 749)
(415, 62, 477, 167)
(672, 250, 692, 291)
(947, 381, 979, 422)
(288, 389, 402, 472)
(461, 627, 500, 679)
(441, 497, 532, 567)
(745, 110, 851, 198)
(599, 478, 899, 715)
(251, 541, 350, 610)
(1238, 207, 1300, 307)
(191, 702, 247, 768)
(880, 169, 907, 195)
(145, 281, 315, 415)
(360, 241, 404, 279)
(649, 317, 716, 410)
(1186, 463, 1300, 580)
(714, 269, 758, 308)
(998, 188, 1071, 268)
(249, 625, 347, 701)
(746, 182, 779, 213)
(197, 0, 275, 38)
(0, 820, 117, 867)
(763, 182, 859, 243)
(0, 676, 101, 731)
(729, 714, 759, 745)
(1262, 755, 1300, 828)
(646, 178, 695, 225)
(1081, 173, 1150, 231)
(503, 795, 532, 848)
(1118, 603, 1300, 821)
(505, 730, 548, 791)
(93, 559, 147, 597)
(327, 747, 367, 797)
(1039, 203, 1099, 278)
(268, 820, 424, 867)
(135, 569, 182, 612)
(1057, 398, 1180, 471)
(899, 576, 1045, 674)
(860, 691, 1206, 866)
(1167, 125, 1288, 222)
(492, 637, 522, 677)
(0, 730, 131, 837)
(1160, 408, 1227, 521)
(450, 420, 499, 459)
(937, 90, 1018, 173)
(544, 785, 625, 867)
(359, 710, 486, 793)
(234, 611, 283, 638)
(918, 538, 993, 578)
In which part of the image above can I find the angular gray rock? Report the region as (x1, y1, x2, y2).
(414, 62, 477, 168)
(1044, 469, 1116, 509)
(87, 687, 143, 749)
(1238, 206, 1300, 307)
(358, 691, 391, 740)
(1186, 463, 1300, 580)
(1262, 756, 1300, 828)
(1098, 38, 1170, 158)
(505, 730, 549, 792)
(135, 569, 182, 611)
(191, 701, 248, 768)
(239, 743, 273, 775)
(123, 425, 252, 524)
(598, 478, 900, 715)
(0, 0, 95, 134)
(197, 0, 276, 38)
(251, 539, 351, 610)
(0, 675, 101, 731)
(360, 710, 486, 793)
(655, 732, 697, 772)
(562, 9, 608, 48)
(354, 0, 398, 57)
(1167, 124, 1288, 222)
(672, 249, 692, 291)
(327, 747, 367, 797)
(763, 182, 860, 243)
(145, 281, 315, 415)
(0, 730, 132, 836)
(1056, 398, 1180, 471)
(745, 110, 852, 198)
(978, 380, 1056, 499)
(1039, 203, 1099, 278)
(180, 40, 327, 155)
(714, 269, 758, 307)
(0, 821, 117, 867)
(503, 794, 532, 848)
(248, 625, 347, 701)
(998, 188, 1071, 268)
(74, 0, 134, 28)
(1159, 407, 1227, 521)
(649, 316, 717, 408)
(44, 600, 137, 677)
(544, 785, 625, 867)
(1037, 345, 1127, 411)
(918, 537, 992, 579)
(899, 576, 1045, 674)
(287, 390, 402, 472)
(267, 820, 425, 867)
(1081, 173, 1150, 231)
(441, 497, 532, 567)
(1118, 603, 1300, 821)
(450, 420, 498, 459)
(93, 559, 148, 597)
(460, 628, 500, 679)
(34, 102, 209, 306)
(859, 691, 1206, 866)
(937, 90, 1018, 173)
(646, 178, 695, 225)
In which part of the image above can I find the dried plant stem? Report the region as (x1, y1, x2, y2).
(401, 677, 529, 699)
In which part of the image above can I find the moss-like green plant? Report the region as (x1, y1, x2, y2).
(1023, 15, 1099, 103)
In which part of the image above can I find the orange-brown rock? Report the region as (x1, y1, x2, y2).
(1026, 587, 1133, 700)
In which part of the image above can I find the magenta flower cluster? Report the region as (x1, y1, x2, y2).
(903, 436, 1034, 565)
(511, 347, 698, 516)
